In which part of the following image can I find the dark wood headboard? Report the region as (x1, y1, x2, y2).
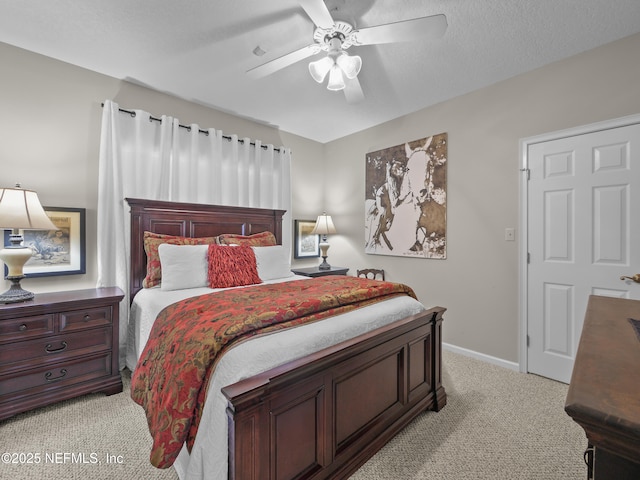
(126, 198, 286, 300)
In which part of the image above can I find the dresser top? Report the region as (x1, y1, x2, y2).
(0, 287, 124, 316)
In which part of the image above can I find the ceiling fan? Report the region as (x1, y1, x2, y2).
(247, 0, 447, 103)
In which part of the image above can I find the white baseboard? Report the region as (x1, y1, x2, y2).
(443, 343, 520, 371)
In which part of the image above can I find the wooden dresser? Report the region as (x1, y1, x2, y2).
(0, 287, 124, 420)
(565, 295, 640, 479)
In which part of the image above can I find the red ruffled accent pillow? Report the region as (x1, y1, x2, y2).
(207, 244, 262, 288)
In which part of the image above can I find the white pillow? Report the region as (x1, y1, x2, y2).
(252, 246, 294, 281)
(158, 243, 209, 291)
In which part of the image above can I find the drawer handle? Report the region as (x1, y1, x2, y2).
(19, 324, 28, 331)
(83, 314, 91, 322)
(45, 369, 67, 382)
(44, 341, 68, 353)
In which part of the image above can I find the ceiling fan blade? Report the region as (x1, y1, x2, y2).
(247, 44, 319, 78)
(353, 14, 447, 45)
(343, 76, 364, 104)
(299, 0, 335, 29)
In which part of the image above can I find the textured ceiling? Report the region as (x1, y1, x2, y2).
(2, 0, 640, 143)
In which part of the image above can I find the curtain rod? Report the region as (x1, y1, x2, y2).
(104, 104, 280, 152)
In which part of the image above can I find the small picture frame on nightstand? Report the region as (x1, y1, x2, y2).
(294, 219, 320, 259)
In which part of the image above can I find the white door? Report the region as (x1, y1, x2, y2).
(524, 118, 640, 383)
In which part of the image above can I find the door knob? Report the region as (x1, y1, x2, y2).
(620, 274, 640, 283)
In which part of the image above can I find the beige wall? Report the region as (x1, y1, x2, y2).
(1, 32, 639, 365)
(321, 32, 640, 363)
(0, 41, 323, 293)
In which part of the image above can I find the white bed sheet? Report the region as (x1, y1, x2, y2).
(127, 276, 426, 480)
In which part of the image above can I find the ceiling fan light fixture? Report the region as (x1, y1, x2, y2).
(308, 55, 334, 83)
(247, 1, 448, 103)
(326, 65, 346, 91)
(336, 52, 362, 79)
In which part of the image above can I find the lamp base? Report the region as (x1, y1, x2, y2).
(0, 276, 34, 304)
(318, 257, 331, 270)
(318, 240, 331, 270)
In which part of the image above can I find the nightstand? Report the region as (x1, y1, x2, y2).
(0, 287, 124, 420)
(291, 266, 349, 277)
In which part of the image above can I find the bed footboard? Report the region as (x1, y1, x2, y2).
(222, 306, 446, 480)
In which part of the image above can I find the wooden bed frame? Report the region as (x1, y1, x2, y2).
(126, 197, 446, 480)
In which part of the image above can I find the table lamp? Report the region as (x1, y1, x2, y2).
(0, 185, 56, 303)
(310, 213, 337, 270)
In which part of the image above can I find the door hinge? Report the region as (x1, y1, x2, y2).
(520, 168, 530, 180)
(527, 252, 530, 264)
(527, 335, 530, 347)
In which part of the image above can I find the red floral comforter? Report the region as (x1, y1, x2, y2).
(131, 276, 416, 468)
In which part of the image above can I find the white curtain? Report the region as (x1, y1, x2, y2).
(96, 100, 292, 368)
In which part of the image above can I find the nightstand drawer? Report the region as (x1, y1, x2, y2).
(0, 353, 112, 397)
(60, 306, 112, 331)
(0, 328, 112, 368)
(0, 314, 55, 343)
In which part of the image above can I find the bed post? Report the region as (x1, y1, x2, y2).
(432, 307, 447, 411)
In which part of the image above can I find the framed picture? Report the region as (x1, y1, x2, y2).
(365, 132, 448, 259)
(4, 206, 86, 277)
(294, 219, 320, 258)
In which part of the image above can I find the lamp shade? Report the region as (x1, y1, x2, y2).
(336, 52, 362, 79)
(0, 186, 56, 231)
(326, 65, 346, 91)
(310, 213, 337, 236)
(308, 56, 335, 83)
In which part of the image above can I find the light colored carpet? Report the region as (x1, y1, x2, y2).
(0, 350, 586, 479)
(351, 351, 586, 479)
(0, 370, 178, 480)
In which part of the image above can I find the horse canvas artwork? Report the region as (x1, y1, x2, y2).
(365, 133, 447, 258)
